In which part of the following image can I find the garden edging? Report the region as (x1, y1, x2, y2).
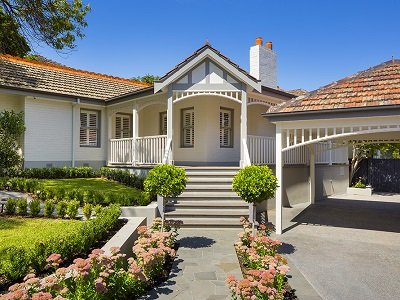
(120, 202, 158, 224)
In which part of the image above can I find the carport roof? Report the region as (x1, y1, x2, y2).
(268, 59, 400, 114)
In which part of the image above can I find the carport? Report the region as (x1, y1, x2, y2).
(265, 59, 400, 234)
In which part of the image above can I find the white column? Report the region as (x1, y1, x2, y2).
(309, 144, 316, 204)
(167, 90, 173, 164)
(275, 126, 283, 235)
(240, 89, 247, 167)
(132, 107, 138, 166)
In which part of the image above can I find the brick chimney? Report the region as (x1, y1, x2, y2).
(250, 37, 277, 88)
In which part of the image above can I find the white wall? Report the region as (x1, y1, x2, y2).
(24, 97, 107, 168)
(139, 103, 167, 137)
(0, 93, 25, 112)
(248, 104, 275, 137)
(173, 96, 240, 165)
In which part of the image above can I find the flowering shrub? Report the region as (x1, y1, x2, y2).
(226, 217, 290, 300)
(0, 218, 179, 300)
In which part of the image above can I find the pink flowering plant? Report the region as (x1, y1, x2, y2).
(226, 217, 290, 299)
(0, 218, 179, 300)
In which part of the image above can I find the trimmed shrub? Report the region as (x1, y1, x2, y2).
(5, 198, 17, 215)
(144, 164, 187, 198)
(29, 199, 41, 217)
(93, 204, 103, 216)
(66, 200, 80, 219)
(100, 167, 144, 190)
(22, 166, 99, 179)
(232, 165, 278, 204)
(44, 200, 56, 218)
(82, 203, 92, 220)
(16, 198, 28, 216)
(56, 200, 68, 218)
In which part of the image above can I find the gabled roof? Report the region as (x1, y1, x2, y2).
(0, 55, 150, 101)
(268, 59, 400, 114)
(154, 44, 262, 93)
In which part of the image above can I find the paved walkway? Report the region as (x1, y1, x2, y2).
(270, 194, 400, 300)
(143, 229, 242, 300)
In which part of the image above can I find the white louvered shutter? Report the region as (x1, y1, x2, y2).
(80, 110, 98, 146)
(115, 115, 130, 139)
(220, 108, 232, 147)
(160, 112, 167, 135)
(182, 109, 194, 147)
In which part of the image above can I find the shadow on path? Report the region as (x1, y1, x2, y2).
(178, 236, 215, 249)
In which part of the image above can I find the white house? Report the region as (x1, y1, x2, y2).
(0, 37, 354, 228)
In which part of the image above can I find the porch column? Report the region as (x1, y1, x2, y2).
(240, 90, 247, 167)
(309, 144, 316, 204)
(132, 107, 138, 166)
(167, 90, 173, 164)
(275, 126, 283, 235)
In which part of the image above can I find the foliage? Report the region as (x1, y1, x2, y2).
(82, 202, 92, 220)
(16, 198, 28, 216)
(100, 167, 144, 190)
(44, 200, 56, 218)
(29, 199, 41, 217)
(226, 217, 290, 299)
(23, 166, 98, 179)
(93, 204, 103, 216)
(0, 205, 121, 283)
(56, 200, 68, 218)
(350, 142, 400, 185)
(0, 0, 91, 51)
(0, 9, 30, 56)
(131, 74, 160, 84)
(0, 110, 25, 172)
(66, 200, 80, 219)
(4, 198, 17, 215)
(352, 178, 366, 188)
(143, 164, 187, 198)
(232, 165, 278, 204)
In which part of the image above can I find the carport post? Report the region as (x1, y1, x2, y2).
(309, 144, 316, 204)
(275, 127, 283, 235)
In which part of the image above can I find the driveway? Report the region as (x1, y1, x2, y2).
(270, 193, 400, 300)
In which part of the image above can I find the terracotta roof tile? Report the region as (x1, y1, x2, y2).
(269, 59, 400, 114)
(0, 55, 151, 100)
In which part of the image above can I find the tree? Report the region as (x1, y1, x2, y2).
(0, 9, 30, 56)
(0, 0, 90, 52)
(131, 74, 160, 84)
(349, 142, 400, 185)
(0, 110, 26, 173)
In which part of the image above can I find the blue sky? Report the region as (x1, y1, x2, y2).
(37, 0, 400, 91)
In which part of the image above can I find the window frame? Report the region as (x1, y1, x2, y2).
(181, 107, 195, 148)
(160, 111, 167, 136)
(80, 109, 101, 148)
(219, 107, 234, 148)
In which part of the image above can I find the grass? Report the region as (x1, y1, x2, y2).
(0, 217, 84, 254)
(39, 178, 141, 194)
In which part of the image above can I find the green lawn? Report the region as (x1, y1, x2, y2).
(39, 178, 140, 194)
(0, 217, 84, 253)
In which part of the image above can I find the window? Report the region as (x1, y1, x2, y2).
(80, 110, 100, 147)
(160, 112, 167, 135)
(115, 114, 131, 139)
(220, 107, 233, 148)
(181, 108, 194, 147)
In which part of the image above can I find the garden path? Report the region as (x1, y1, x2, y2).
(142, 229, 242, 300)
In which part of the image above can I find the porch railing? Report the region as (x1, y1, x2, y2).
(248, 135, 348, 165)
(109, 135, 167, 165)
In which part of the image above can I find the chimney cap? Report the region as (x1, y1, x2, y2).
(265, 41, 273, 50)
(255, 37, 263, 46)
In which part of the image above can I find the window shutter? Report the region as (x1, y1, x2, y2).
(161, 113, 168, 135)
(80, 110, 99, 147)
(115, 115, 130, 139)
(182, 108, 194, 147)
(220, 108, 232, 147)
(115, 116, 122, 139)
(80, 112, 88, 145)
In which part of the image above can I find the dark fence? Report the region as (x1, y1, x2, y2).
(353, 159, 400, 193)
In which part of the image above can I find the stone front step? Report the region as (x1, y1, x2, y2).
(163, 166, 246, 228)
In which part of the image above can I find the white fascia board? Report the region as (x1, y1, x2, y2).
(154, 48, 261, 93)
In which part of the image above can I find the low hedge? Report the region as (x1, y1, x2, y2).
(100, 167, 144, 190)
(0, 177, 151, 207)
(23, 166, 99, 179)
(0, 204, 121, 282)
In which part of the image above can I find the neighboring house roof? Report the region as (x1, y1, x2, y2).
(154, 43, 262, 93)
(0, 54, 150, 101)
(268, 59, 400, 114)
(287, 88, 308, 97)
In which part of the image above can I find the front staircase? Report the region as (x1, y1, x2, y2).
(164, 167, 249, 228)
